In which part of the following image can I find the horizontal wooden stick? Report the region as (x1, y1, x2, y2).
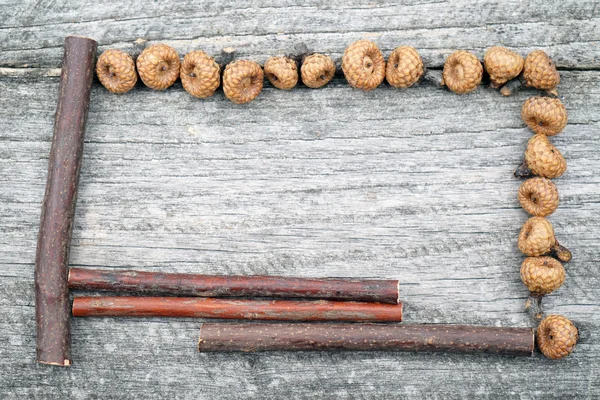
(72, 297, 403, 322)
(198, 323, 534, 356)
(68, 268, 399, 304)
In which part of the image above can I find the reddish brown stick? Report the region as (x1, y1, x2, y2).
(68, 268, 400, 304)
(198, 323, 534, 356)
(72, 297, 403, 322)
(35, 36, 97, 367)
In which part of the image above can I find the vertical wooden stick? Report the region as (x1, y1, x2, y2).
(35, 36, 97, 366)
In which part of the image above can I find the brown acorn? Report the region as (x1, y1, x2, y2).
(518, 217, 571, 262)
(386, 46, 424, 89)
(522, 97, 567, 136)
(180, 51, 220, 99)
(301, 53, 335, 89)
(264, 56, 298, 90)
(518, 177, 559, 217)
(342, 40, 386, 91)
(537, 315, 578, 359)
(136, 44, 180, 90)
(96, 49, 138, 94)
(442, 50, 483, 94)
(483, 46, 524, 88)
(521, 257, 565, 296)
(222, 60, 264, 104)
(523, 50, 560, 91)
(515, 134, 566, 179)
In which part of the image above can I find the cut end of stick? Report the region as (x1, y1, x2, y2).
(528, 329, 535, 356)
(66, 35, 96, 41)
(198, 324, 204, 351)
(38, 359, 71, 367)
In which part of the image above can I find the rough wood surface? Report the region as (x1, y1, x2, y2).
(1, 0, 599, 398)
(68, 267, 400, 303)
(71, 297, 403, 321)
(35, 35, 97, 367)
(198, 323, 534, 356)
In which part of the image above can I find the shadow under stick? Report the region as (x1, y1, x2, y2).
(198, 323, 534, 356)
(35, 36, 97, 366)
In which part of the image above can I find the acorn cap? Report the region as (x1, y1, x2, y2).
(521, 256, 565, 296)
(222, 60, 264, 104)
(264, 56, 298, 90)
(518, 216, 555, 257)
(522, 96, 567, 136)
(180, 50, 220, 99)
(96, 49, 138, 94)
(483, 46, 524, 87)
(537, 315, 578, 359)
(525, 134, 567, 178)
(523, 50, 560, 90)
(518, 177, 559, 217)
(136, 44, 181, 90)
(342, 40, 386, 91)
(442, 50, 483, 94)
(301, 53, 335, 89)
(386, 46, 424, 89)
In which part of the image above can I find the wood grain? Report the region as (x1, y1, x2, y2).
(72, 297, 403, 321)
(1, 0, 599, 398)
(198, 323, 534, 356)
(68, 267, 400, 303)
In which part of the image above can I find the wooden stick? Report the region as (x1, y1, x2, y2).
(72, 297, 403, 322)
(68, 268, 400, 304)
(35, 36, 97, 367)
(198, 323, 534, 356)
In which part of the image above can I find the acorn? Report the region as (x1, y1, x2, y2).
(518, 217, 571, 262)
(537, 315, 578, 359)
(515, 134, 566, 179)
(222, 60, 264, 104)
(264, 56, 298, 90)
(342, 40, 386, 91)
(96, 49, 138, 94)
(522, 97, 567, 136)
(483, 46, 524, 88)
(386, 46, 424, 89)
(300, 53, 335, 88)
(441, 50, 482, 94)
(518, 177, 559, 217)
(136, 44, 180, 90)
(521, 256, 565, 296)
(180, 50, 220, 99)
(523, 50, 560, 91)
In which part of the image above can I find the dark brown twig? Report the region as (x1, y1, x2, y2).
(35, 36, 97, 367)
(68, 268, 400, 304)
(198, 322, 534, 356)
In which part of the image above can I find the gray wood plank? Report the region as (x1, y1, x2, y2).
(1, 70, 598, 399)
(0, 0, 599, 69)
(1, 0, 599, 397)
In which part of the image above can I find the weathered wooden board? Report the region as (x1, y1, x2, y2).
(1, 0, 599, 69)
(1, 0, 599, 398)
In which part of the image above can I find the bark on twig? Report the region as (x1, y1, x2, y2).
(35, 36, 97, 367)
(72, 297, 403, 322)
(198, 322, 534, 356)
(68, 268, 400, 304)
